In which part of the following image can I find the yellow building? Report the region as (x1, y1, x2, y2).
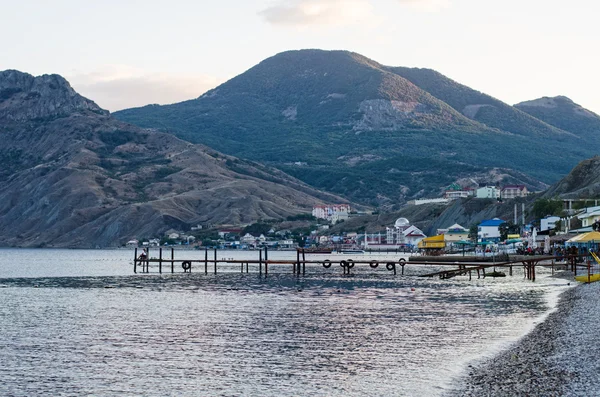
(418, 234, 446, 249)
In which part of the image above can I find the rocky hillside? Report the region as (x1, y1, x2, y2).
(115, 50, 587, 206)
(0, 70, 348, 248)
(515, 96, 600, 141)
(543, 156, 600, 199)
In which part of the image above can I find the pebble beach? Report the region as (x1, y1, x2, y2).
(447, 273, 600, 397)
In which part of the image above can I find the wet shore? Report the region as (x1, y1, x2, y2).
(447, 274, 600, 396)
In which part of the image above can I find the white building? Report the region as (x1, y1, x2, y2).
(240, 233, 256, 244)
(577, 206, 600, 228)
(312, 204, 351, 224)
(383, 218, 427, 246)
(501, 185, 528, 199)
(278, 239, 295, 248)
(476, 186, 500, 199)
(407, 198, 450, 206)
(437, 224, 469, 242)
(477, 218, 505, 242)
(402, 225, 427, 246)
(540, 216, 561, 232)
(444, 190, 473, 200)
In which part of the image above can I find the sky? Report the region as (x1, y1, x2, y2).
(1, 0, 599, 113)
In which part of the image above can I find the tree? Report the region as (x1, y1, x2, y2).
(498, 222, 520, 241)
(242, 222, 272, 236)
(554, 219, 563, 233)
(532, 198, 563, 220)
(468, 224, 478, 242)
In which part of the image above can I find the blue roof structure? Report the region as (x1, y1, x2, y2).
(479, 218, 505, 227)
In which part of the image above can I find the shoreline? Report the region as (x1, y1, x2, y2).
(445, 272, 597, 396)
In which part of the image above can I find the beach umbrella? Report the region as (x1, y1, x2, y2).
(567, 231, 600, 243)
(455, 240, 473, 256)
(456, 239, 474, 245)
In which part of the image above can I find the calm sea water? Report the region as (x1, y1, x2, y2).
(0, 249, 570, 396)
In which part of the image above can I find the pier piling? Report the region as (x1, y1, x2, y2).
(302, 249, 306, 275)
(159, 248, 162, 274)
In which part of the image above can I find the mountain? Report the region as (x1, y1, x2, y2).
(387, 67, 571, 139)
(543, 156, 600, 199)
(115, 49, 589, 206)
(0, 70, 347, 248)
(515, 96, 600, 140)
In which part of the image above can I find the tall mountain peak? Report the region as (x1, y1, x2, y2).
(0, 69, 107, 121)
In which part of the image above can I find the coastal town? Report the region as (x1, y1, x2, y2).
(127, 182, 600, 257)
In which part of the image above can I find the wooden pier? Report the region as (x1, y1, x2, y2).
(133, 247, 591, 281)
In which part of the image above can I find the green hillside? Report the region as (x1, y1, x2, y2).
(115, 50, 591, 206)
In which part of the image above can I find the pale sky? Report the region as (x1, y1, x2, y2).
(1, 0, 599, 114)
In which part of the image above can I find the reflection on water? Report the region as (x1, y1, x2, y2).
(0, 249, 569, 396)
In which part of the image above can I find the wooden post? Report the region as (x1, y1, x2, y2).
(259, 250, 262, 275)
(205, 248, 208, 274)
(265, 247, 269, 276)
(246, 262, 249, 273)
(134, 248, 137, 273)
(171, 248, 174, 273)
(401, 264, 405, 275)
(469, 270, 472, 280)
(588, 259, 591, 283)
(295, 250, 299, 274)
(302, 249, 306, 275)
(159, 248, 162, 274)
(214, 248, 217, 274)
(509, 265, 513, 276)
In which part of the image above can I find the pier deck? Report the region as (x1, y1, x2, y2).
(132, 247, 593, 281)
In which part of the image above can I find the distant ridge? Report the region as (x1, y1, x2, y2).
(515, 96, 600, 140)
(387, 67, 572, 138)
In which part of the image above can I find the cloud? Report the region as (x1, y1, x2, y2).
(396, 0, 450, 12)
(259, 0, 374, 26)
(67, 65, 222, 112)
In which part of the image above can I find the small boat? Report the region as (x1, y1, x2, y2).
(486, 271, 506, 278)
(341, 249, 365, 254)
(575, 273, 600, 283)
(299, 247, 334, 254)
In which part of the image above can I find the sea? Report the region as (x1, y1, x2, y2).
(0, 248, 571, 396)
